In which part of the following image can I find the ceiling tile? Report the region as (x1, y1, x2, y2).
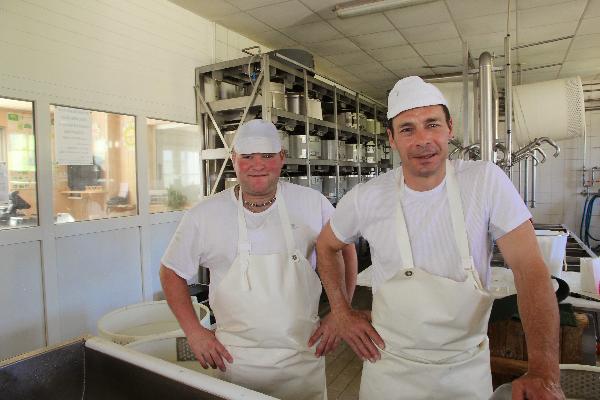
(384, 1, 451, 29)
(399, 22, 459, 43)
(566, 45, 600, 61)
(226, 0, 286, 10)
(518, 1, 587, 28)
(517, 51, 567, 68)
(281, 21, 342, 44)
(456, 12, 516, 36)
(579, 16, 600, 34)
(169, 0, 240, 19)
(413, 38, 463, 56)
(395, 67, 435, 78)
(517, 39, 571, 56)
(213, 12, 273, 34)
(446, 0, 515, 19)
(247, 0, 319, 29)
(367, 45, 419, 61)
(422, 52, 464, 67)
(584, 0, 600, 18)
(328, 14, 395, 36)
(351, 30, 407, 50)
(431, 66, 464, 75)
(518, 0, 578, 9)
(306, 38, 362, 56)
(462, 31, 508, 52)
(254, 30, 298, 48)
(381, 57, 427, 72)
(298, 0, 341, 20)
(516, 22, 577, 45)
(570, 33, 600, 49)
(324, 51, 374, 66)
(343, 62, 394, 75)
(520, 67, 560, 83)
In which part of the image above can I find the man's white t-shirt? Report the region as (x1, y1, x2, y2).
(330, 160, 531, 292)
(162, 182, 334, 302)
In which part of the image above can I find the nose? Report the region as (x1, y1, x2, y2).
(413, 126, 432, 146)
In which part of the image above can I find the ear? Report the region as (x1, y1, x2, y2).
(387, 127, 398, 151)
(447, 117, 454, 140)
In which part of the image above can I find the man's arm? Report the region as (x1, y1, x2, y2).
(496, 221, 564, 399)
(341, 242, 358, 302)
(312, 223, 384, 361)
(159, 265, 232, 371)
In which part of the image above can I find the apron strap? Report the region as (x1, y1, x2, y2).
(444, 161, 472, 264)
(236, 187, 252, 290)
(274, 182, 299, 262)
(396, 173, 415, 268)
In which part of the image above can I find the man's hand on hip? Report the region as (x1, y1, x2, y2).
(333, 308, 384, 362)
(308, 312, 341, 357)
(187, 328, 233, 372)
(511, 373, 565, 400)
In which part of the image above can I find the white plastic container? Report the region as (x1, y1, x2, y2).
(98, 300, 210, 345)
(126, 333, 217, 376)
(535, 230, 568, 278)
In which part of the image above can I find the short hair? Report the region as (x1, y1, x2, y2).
(387, 104, 451, 132)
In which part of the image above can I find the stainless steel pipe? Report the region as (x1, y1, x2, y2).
(479, 52, 495, 162)
(504, 35, 513, 176)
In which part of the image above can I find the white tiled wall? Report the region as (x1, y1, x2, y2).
(515, 110, 600, 246)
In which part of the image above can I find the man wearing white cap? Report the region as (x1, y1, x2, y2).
(160, 119, 357, 400)
(316, 77, 564, 399)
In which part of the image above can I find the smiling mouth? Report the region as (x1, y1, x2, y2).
(414, 153, 437, 160)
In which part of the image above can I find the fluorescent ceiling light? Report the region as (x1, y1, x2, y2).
(334, 0, 438, 18)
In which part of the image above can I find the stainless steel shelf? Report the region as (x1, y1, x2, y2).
(206, 95, 262, 112)
(339, 161, 358, 167)
(310, 159, 336, 166)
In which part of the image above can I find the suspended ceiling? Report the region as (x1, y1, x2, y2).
(169, 0, 600, 102)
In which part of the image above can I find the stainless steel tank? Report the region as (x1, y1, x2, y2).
(338, 175, 349, 198)
(322, 176, 337, 200)
(321, 140, 337, 160)
(338, 140, 347, 161)
(346, 144, 358, 162)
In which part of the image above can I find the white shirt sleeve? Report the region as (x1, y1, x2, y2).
(161, 210, 203, 280)
(486, 163, 532, 240)
(320, 194, 335, 227)
(329, 185, 361, 244)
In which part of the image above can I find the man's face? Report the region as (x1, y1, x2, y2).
(388, 105, 453, 180)
(232, 151, 285, 196)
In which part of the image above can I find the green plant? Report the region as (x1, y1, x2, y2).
(167, 186, 187, 210)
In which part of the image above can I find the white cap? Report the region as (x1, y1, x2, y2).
(387, 76, 448, 120)
(233, 119, 282, 154)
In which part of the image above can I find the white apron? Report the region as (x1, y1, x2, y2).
(212, 183, 326, 400)
(359, 161, 494, 400)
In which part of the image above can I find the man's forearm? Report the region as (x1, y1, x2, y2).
(513, 263, 560, 380)
(342, 243, 358, 303)
(317, 243, 351, 314)
(159, 265, 205, 335)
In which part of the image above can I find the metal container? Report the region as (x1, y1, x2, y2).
(278, 130, 289, 155)
(290, 176, 323, 192)
(288, 135, 307, 158)
(307, 98, 322, 120)
(358, 113, 367, 131)
(218, 81, 244, 99)
(347, 175, 360, 191)
(224, 177, 238, 190)
(346, 143, 358, 162)
(322, 176, 337, 199)
(321, 140, 337, 160)
(269, 82, 286, 110)
(285, 93, 302, 115)
(365, 141, 376, 163)
(338, 140, 347, 161)
(365, 119, 375, 134)
(223, 130, 236, 148)
(338, 176, 349, 198)
(309, 136, 322, 159)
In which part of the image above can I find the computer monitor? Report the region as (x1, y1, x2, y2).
(67, 161, 102, 191)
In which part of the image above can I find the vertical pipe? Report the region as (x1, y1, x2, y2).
(518, 159, 522, 194)
(479, 52, 494, 162)
(462, 41, 470, 147)
(504, 34, 513, 177)
(531, 157, 537, 208)
(523, 157, 530, 206)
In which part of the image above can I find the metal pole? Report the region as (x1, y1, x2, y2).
(531, 157, 537, 208)
(462, 41, 470, 147)
(504, 34, 513, 177)
(523, 157, 530, 206)
(479, 52, 494, 162)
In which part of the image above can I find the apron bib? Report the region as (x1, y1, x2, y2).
(360, 161, 494, 400)
(212, 183, 326, 400)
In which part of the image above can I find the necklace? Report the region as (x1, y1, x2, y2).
(236, 185, 276, 208)
(243, 196, 276, 208)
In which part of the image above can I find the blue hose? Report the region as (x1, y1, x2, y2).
(582, 194, 600, 247)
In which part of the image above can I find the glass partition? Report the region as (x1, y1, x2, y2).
(51, 106, 137, 223)
(147, 118, 201, 212)
(0, 98, 38, 230)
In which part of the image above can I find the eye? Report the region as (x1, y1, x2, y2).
(241, 154, 252, 159)
(262, 153, 275, 159)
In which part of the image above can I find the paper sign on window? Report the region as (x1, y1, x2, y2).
(55, 106, 93, 165)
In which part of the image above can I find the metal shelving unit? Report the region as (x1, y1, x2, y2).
(194, 52, 391, 203)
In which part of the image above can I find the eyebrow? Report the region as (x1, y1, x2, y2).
(397, 117, 441, 128)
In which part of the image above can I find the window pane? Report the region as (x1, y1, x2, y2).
(0, 98, 38, 230)
(147, 119, 201, 212)
(51, 106, 137, 223)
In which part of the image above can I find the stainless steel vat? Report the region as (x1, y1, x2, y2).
(338, 140, 347, 161)
(322, 176, 337, 199)
(321, 140, 337, 159)
(285, 93, 302, 114)
(346, 143, 358, 162)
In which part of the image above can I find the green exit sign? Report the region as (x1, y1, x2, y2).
(7, 113, 19, 121)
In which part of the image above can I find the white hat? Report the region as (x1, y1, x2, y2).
(233, 119, 282, 154)
(387, 76, 448, 120)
